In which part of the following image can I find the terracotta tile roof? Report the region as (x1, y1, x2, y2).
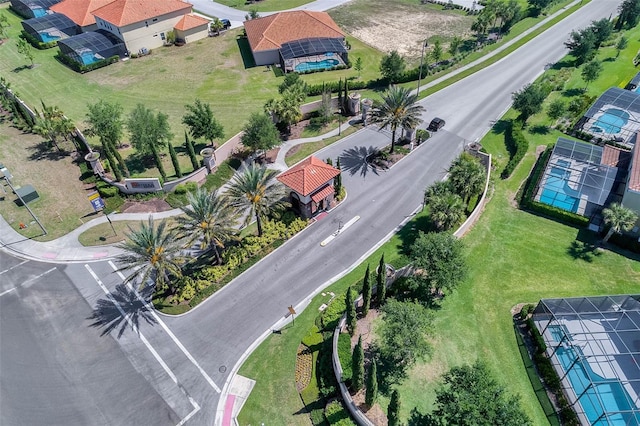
(92, 0, 192, 27)
(602, 144, 631, 168)
(277, 156, 340, 196)
(311, 184, 334, 203)
(174, 13, 208, 31)
(629, 134, 640, 192)
(244, 11, 344, 52)
(50, 0, 115, 27)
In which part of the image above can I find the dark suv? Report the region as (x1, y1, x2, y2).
(427, 117, 445, 132)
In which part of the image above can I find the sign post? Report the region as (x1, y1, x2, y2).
(88, 191, 116, 236)
(288, 305, 296, 326)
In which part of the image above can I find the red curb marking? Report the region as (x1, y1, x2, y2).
(222, 395, 236, 426)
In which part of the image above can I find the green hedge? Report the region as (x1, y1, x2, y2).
(501, 120, 529, 179)
(21, 30, 57, 49)
(337, 332, 352, 383)
(520, 145, 589, 227)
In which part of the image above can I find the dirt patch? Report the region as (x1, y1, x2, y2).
(352, 389, 388, 426)
(330, 0, 475, 58)
(120, 198, 173, 214)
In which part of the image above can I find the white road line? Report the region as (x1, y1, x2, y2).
(0, 267, 56, 297)
(84, 265, 200, 426)
(0, 260, 29, 275)
(320, 215, 360, 246)
(108, 260, 222, 394)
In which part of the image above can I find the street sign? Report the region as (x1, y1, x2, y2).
(88, 191, 105, 212)
(288, 305, 296, 315)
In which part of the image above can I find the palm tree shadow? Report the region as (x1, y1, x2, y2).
(87, 283, 157, 338)
(339, 146, 380, 178)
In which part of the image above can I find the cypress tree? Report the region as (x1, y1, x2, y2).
(344, 79, 349, 114)
(337, 78, 343, 114)
(102, 141, 122, 181)
(388, 389, 401, 426)
(108, 139, 130, 178)
(351, 335, 365, 391)
(326, 157, 333, 166)
(365, 362, 378, 407)
(345, 286, 357, 336)
(168, 143, 182, 178)
(376, 254, 386, 304)
(151, 145, 167, 182)
(362, 264, 372, 317)
(185, 131, 199, 171)
(334, 157, 342, 196)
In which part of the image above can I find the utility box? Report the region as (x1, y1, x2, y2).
(15, 184, 39, 205)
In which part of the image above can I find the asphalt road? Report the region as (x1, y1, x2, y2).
(0, 1, 623, 425)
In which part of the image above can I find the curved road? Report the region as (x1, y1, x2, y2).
(0, 1, 622, 425)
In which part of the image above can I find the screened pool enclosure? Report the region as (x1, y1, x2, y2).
(578, 88, 640, 146)
(280, 37, 347, 73)
(57, 30, 125, 67)
(10, 0, 60, 19)
(535, 138, 622, 217)
(22, 13, 80, 43)
(533, 295, 640, 425)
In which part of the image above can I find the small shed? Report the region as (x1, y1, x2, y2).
(277, 156, 340, 218)
(174, 13, 209, 44)
(15, 184, 39, 205)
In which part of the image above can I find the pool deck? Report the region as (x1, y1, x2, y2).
(285, 53, 345, 73)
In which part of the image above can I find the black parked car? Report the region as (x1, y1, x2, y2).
(427, 117, 445, 132)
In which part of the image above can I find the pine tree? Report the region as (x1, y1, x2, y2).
(387, 389, 401, 426)
(185, 131, 199, 171)
(346, 286, 357, 335)
(376, 254, 386, 304)
(168, 143, 182, 178)
(334, 157, 342, 196)
(365, 362, 378, 407)
(351, 335, 365, 391)
(362, 264, 372, 317)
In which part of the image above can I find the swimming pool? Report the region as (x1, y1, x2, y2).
(295, 58, 339, 73)
(39, 32, 60, 43)
(590, 108, 629, 134)
(539, 162, 580, 213)
(554, 344, 640, 425)
(80, 51, 98, 65)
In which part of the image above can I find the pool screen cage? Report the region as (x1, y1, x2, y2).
(535, 138, 622, 217)
(10, 0, 61, 19)
(21, 13, 81, 41)
(57, 30, 126, 65)
(533, 295, 640, 425)
(577, 87, 640, 147)
(279, 37, 347, 72)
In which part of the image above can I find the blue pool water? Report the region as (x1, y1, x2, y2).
(39, 32, 60, 43)
(635, 85, 640, 93)
(32, 8, 47, 18)
(295, 58, 339, 73)
(552, 340, 640, 425)
(539, 162, 580, 213)
(590, 108, 629, 134)
(80, 51, 98, 65)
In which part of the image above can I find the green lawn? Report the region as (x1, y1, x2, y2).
(208, 0, 314, 12)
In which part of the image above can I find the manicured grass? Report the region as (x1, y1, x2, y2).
(77, 217, 179, 246)
(285, 125, 360, 166)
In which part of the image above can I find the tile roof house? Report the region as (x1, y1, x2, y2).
(90, 0, 196, 53)
(173, 13, 209, 44)
(49, 0, 114, 31)
(277, 156, 340, 218)
(243, 11, 347, 71)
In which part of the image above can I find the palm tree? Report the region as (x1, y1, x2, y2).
(225, 163, 289, 237)
(371, 85, 425, 154)
(429, 192, 465, 231)
(174, 188, 239, 264)
(116, 217, 183, 293)
(210, 17, 224, 36)
(448, 153, 485, 206)
(424, 180, 451, 208)
(602, 203, 638, 243)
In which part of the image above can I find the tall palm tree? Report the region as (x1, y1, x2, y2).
(602, 203, 638, 243)
(174, 188, 239, 264)
(225, 163, 288, 237)
(448, 153, 485, 206)
(116, 217, 183, 293)
(371, 85, 425, 154)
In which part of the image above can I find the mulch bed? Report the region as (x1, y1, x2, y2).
(295, 343, 313, 392)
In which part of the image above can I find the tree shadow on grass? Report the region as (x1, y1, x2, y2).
(125, 152, 156, 175)
(490, 118, 511, 136)
(27, 141, 68, 161)
(87, 283, 157, 338)
(574, 227, 640, 262)
(529, 124, 550, 135)
(566, 240, 602, 263)
(339, 146, 380, 178)
(395, 213, 435, 257)
(561, 88, 584, 97)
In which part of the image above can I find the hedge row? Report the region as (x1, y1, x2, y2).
(519, 145, 590, 227)
(21, 30, 57, 50)
(501, 120, 529, 179)
(55, 52, 119, 73)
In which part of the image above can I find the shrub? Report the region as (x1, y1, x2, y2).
(194, 265, 228, 283)
(96, 182, 118, 198)
(319, 294, 346, 331)
(337, 333, 352, 382)
(317, 338, 337, 397)
(302, 325, 323, 347)
(324, 400, 355, 426)
(501, 120, 529, 179)
(185, 181, 198, 192)
(20, 30, 57, 49)
(174, 183, 188, 194)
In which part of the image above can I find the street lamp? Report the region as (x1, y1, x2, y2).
(416, 40, 428, 96)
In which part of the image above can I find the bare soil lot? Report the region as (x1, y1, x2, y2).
(0, 119, 93, 240)
(329, 0, 475, 59)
